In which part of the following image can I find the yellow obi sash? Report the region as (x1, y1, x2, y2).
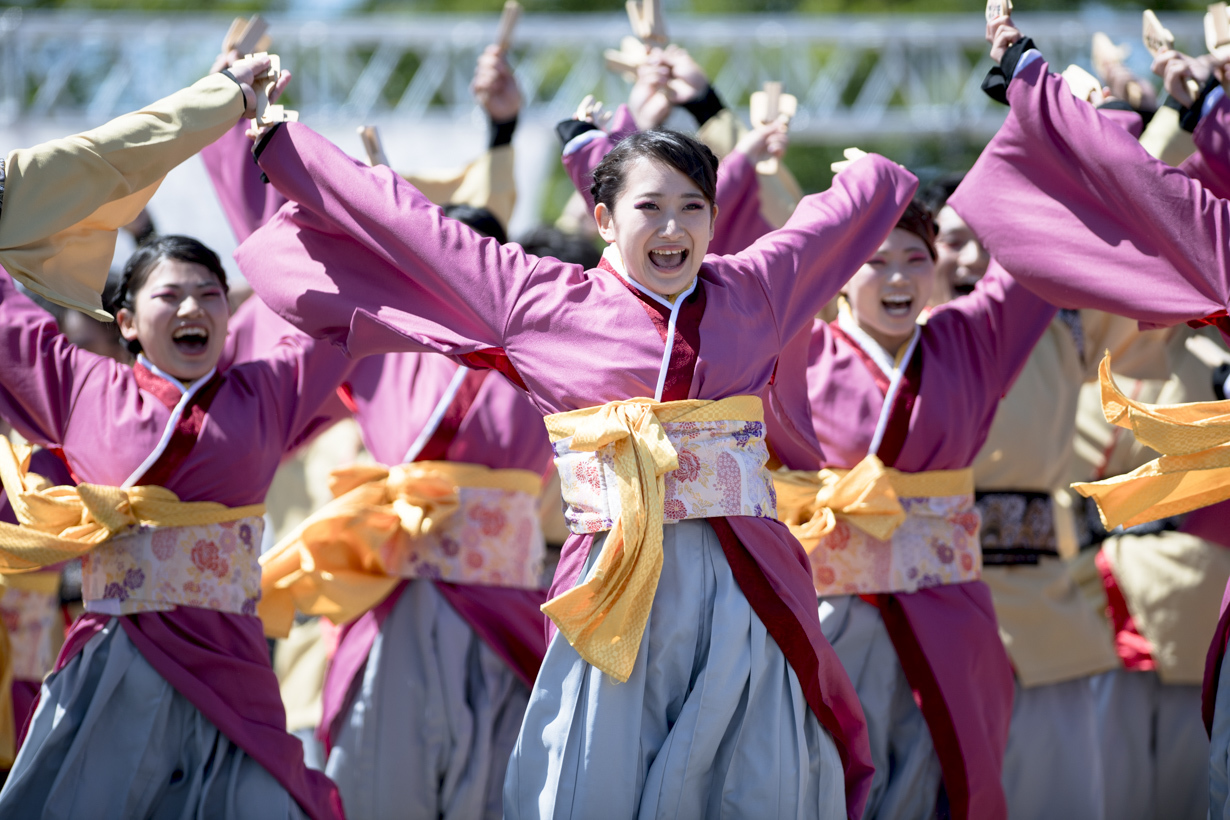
(544, 395, 775, 682)
(258, 461, 545, 639)
(0, 439, 266, 572)
(774, 455, 981, 596)
(1073, 354, 1230, 529)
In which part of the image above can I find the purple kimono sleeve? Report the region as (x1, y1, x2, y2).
(931, 260, 1058, 397)
(709, 151, 775, 257)
(1179, 95, 1230, 201)
(560, 104, 637, 213)
(201, 121, 288, 243)
(240, 123, 576, 360)
(0, 268, 120, 448)
(711, 154, 916, 345)
(240, 323, 355, 452)
(950, 58, 1230, 329)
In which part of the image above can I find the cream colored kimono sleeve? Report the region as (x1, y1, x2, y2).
(402, 144, 516, 231)
(0, 73, 245, 319)
(696, 108, 803, 230)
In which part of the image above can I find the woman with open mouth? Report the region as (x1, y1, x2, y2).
(0, 57, 352, 818)
(234, 98, 916, 816)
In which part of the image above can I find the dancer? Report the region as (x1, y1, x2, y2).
(234, 101, 917, 816)
(206, 43, 559, 819)
(951, 14, 1230, 816)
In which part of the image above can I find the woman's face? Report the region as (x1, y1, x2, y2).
(845, 228, 936, 352)
(116, 257, 229, 382)
(934, 205, 989, 300)
(594, 156, 715, 298)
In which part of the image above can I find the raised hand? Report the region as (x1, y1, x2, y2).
(734, 119, 789, 165)
(661, 45, 710, 104)
(1152, 48, 1222, 108)
(628, 50, 674, 129)
(987, 15, 1022, 65)
(472, 45, 522, 123)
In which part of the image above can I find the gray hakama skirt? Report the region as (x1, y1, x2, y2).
(1096, 668, 1207, 820)
(504, 519, 845, 820)
(1002, 677, 1104, 820)
(819, 595, 941, 820)
(0, 618, 306, 819)
(325, 578, 530, 820)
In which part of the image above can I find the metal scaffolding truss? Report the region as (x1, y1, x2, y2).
(0, 8, 1205, 139)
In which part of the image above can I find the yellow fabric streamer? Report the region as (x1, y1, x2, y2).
(0, 438, 264, 572)
(0, 73, 244, 319)
(258, 461, 543, 639)
(1073, 353, 1230, 529)
(541, 395, 764, 683)
(774, 455, 974, 552)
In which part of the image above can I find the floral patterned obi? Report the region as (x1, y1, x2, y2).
(774, 462, 982, 597)
(553, 418, 778, 536)
(0, 572, 60, 680)
(382, 483, 545, 587)
(82, 517, 264, 617)
(808, 494, 983, 596)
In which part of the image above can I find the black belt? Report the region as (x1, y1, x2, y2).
(1076, 494, 1184, 551)
(975, 491, 1060, 566)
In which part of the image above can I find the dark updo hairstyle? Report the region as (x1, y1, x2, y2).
(590, 129, 719, 216)
(443, 204, 507, 245)
(895, 200, 938, 262)
(110, 235, 229, 355)
(918, 172, 965, 217)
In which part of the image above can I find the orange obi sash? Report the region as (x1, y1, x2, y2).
(1074, 354, 1230, 529)
(258, 461, 545, 639)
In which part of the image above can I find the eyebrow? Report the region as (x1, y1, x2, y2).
(633, 191, 706, 199)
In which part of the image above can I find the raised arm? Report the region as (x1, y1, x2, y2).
(558, 104, 638, 213)
(0, 61, 267, 319)
(930, 259, 1057, 399)
(949, 50, 1230, 329)
(712, 153, 916, 346)
(238, 122, 574, 359)
(202, 121, 288, 243)
(0, 269, 117, 448)
(1179, 93, 1230, 200)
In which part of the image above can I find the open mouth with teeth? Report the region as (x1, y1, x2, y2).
(881, 293, 914, 318)
(171, 326, 210, 354)
(647, 248, 688, 273)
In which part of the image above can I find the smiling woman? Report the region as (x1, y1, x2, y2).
(590, 130, 719, 298)
(112, 236, 231, 382)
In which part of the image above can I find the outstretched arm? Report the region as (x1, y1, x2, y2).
(238, 122, 576, 360)
(950, 25, 1230, 329)
(202, 121, 288, 243)
(712, 153, 916, 347)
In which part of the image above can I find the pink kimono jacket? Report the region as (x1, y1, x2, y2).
(0, 268, 349, 819)
(318, 352, 553, 746)
(949, 55, 1230, 736)
(203, 121, 554, 744)
(234, 120, 918, 819)
(567, 113, 1040, 819)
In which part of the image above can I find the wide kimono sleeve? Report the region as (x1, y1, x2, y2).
(710, 153, 916, 346)
(201, 121, 288, 243)
(1179, 95, 1230, 201)
(237, 122, 574, 361)
(949, 58, 1230, 329)
(0, 268, 119, 447)
(0, 73, 246, 319)
(931, 259, 1057, 399)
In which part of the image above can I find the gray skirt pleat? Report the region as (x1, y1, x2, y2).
(0, 617, 306, 820)
(325, 578, 530, 820)
(504, 518, 845, 820)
